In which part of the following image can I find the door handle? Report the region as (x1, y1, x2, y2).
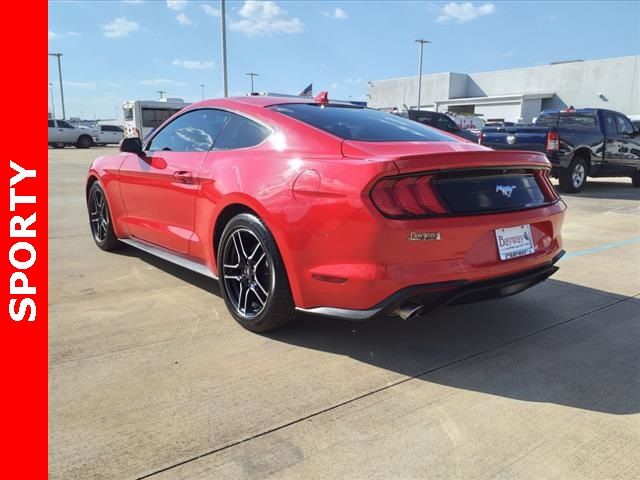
(173, 171, 193, 184)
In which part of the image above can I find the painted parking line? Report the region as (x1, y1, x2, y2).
(562, 236, 640, 260)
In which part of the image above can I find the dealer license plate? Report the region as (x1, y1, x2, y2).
(495, 224, 535, 261)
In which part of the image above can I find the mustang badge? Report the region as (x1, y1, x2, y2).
(496, 185, 517, 198)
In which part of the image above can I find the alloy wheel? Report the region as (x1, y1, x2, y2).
(222, 228, 272, 319)
(89, 188, 109, 244)
(572, 163, 585, 189)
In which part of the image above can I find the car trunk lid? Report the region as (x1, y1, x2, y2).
(344, 140, 557, 216)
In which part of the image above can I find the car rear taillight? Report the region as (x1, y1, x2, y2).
(546, 130, 559, 151)
(534, 170, 560, 201)
(478, 131, 483, 144)
(370, 175, 448, 218)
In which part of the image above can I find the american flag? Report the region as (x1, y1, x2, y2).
(299, 83, 312, 97)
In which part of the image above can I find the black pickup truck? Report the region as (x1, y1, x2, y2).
(480, 108, 640, 193)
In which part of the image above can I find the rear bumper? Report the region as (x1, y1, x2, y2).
(297, 250, 564, 321)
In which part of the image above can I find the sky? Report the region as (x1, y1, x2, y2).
(48, 0, 640, 120)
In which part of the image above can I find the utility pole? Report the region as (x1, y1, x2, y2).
(220, 0, 228, 97)
(200, 84, 205, 100)
(157, 90, 166, 100)
(245, 72, 259, 94)
(48, 52, 66, 119)
(414, 39, 431, 111)
(49, 83, 56, 120)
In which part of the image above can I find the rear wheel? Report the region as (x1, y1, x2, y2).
(218, 213, 295, 332)
(76, 135, 93, 149)
(51, 142, 65, 149)
(88, 182, 119, 251)
(559, 156, 587, 193)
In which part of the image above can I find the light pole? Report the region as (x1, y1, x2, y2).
(49, 83, 56, 120)
(48, 52, 66, 119)
(220, 0, 228, 97)
(245, 72, 259, 94)
(157, 90, 166, 100)
(414, 39, 431, 111)
(200, 84, 205, 100)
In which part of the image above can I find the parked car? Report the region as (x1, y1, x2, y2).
(48, 119, 94, 149)
(480, 108, 640, 192)
(86, 95, 565, 332)
(407, 110, 478, 142)
(93, 125, 124, 145)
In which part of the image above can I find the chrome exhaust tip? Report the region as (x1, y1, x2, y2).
(393, 301, 425, 321)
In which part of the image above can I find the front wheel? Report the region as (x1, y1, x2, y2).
(218, 213, 295, 332)
(87, 182, 120, 251)
(559, 157, 588, 193)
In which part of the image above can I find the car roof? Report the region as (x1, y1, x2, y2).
(190, 95, 360, 110)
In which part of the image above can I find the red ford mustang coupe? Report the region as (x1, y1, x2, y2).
(86, 94, 566, 332)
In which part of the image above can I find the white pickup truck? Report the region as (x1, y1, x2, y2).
(48, 119, 95, 149)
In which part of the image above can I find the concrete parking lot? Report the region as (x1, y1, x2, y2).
(49, 147, 640, 479)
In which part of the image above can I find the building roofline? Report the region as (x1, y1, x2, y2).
(369, 55, 640, 85)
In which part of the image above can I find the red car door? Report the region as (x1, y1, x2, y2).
(118, 108, 231, 253)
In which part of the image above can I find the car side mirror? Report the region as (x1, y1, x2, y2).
(120, 137, 143, 154)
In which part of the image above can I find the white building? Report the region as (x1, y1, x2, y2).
(367, 55, 640, 123)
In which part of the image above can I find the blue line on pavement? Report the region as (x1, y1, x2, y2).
(562, 236, 640, 260)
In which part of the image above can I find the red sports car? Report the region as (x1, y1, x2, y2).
(86, 94, 566, 332)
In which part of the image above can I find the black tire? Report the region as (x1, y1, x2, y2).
(76, 135, 93, 149)
(559, 156, 588, 193)
(632, 170, 640, 188)
(51, 142, 65, 149)
(87, 182, 120, 251)
(217, 213, 295, 332)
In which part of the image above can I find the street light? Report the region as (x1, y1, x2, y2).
(49, 83, 56, 120)
(414, 39, 431, 111)
(200, 84, 205, 100)
(220, 0, 228, 97)
(48, 52, 66, 120)
(245, 72, 259, 94)
(157, 90, 166, 100)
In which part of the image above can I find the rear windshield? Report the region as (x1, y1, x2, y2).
(535, 113, 559, 127)
(269, 104, 456, 142)
(558, 112, 597, 130)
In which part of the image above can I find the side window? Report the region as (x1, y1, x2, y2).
(48, 120, 54, 127)
(147, 109, 231, 153)
(601, 112, 617, 135)
(615, 114, 634, 135)
(58, 121, 73, 129)
(142, 108, 182, 129)
(445, 117, 459, 130)
(213, 114, 271, 150)
(414, 114, 434, 126)
(436, 115, 456, 131)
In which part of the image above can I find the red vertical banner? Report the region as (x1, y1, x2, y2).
(1, 0, 48, 477)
